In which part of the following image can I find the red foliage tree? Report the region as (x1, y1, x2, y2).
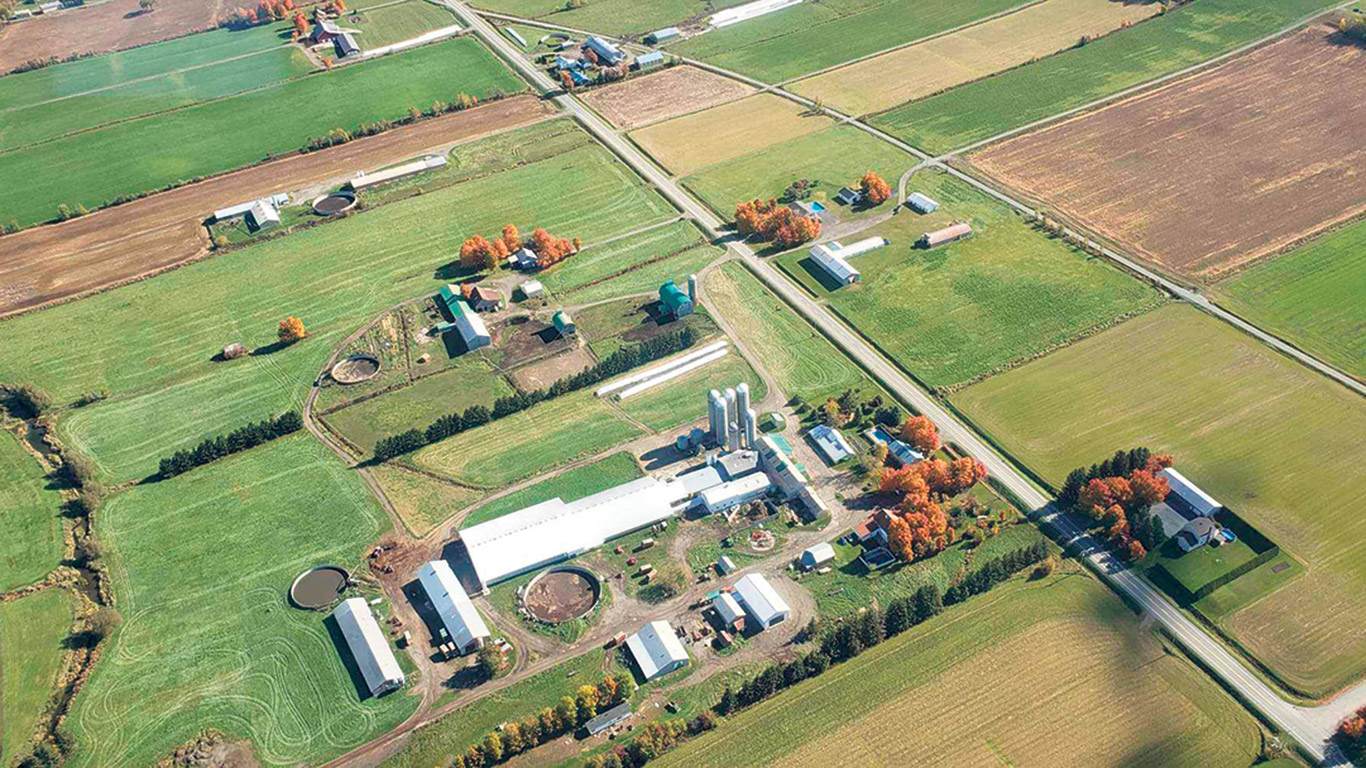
(1126, 538, 1147, 562)
(1128, 469, 1169, 508)
(859, 170, 891, 206)
(899, 415, 940, 456)
(886, 514, 914, 563)
(1144, 454, 1174, 473)
(292, 12, 309, 36)
(460, 235, 495, 270)
(947, 456, 988, 495)
(501, 224, 522, 253)
(1076, 478, 1113, 514)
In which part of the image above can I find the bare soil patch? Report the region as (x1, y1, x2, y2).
(969, 24, 1366, 280)
(0, 0, 222, 74)
(509, 345, 595, 391)
(494, 315, 573, 370)
(0, 96, 554, 318)
(581, 65, 755, 130)
(523, 568, 599, 623)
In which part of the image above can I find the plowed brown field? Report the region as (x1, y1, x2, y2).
(0, 0, 222, 74)
(580, 65, 754, 129)
(969, 24, 1366, 280)
(0, 96, 554, 318)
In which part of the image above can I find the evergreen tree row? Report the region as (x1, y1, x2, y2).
(944, 539, 1049, 605)
(158, 412, 302, 479)
(374, 329, 697, 461)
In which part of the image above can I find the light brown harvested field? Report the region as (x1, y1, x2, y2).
(580, 65, 755, 130)
(0, 0, 222, 74)
(629, 94, 832, 176)
(0, 96, 554, 318)
(969, 24, 1366, 279)
(791, 0, 1161, 116)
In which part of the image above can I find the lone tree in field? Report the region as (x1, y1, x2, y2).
(139, 0, 157, 12)
(859, 170, 891, 206)
(277, 316, 307, 345)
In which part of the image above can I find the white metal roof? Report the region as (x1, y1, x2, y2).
(831, 236, 889, 259)
(709, 0, 802, 27)
(213, 193, 288, 222)
(332, 597, 404, 695)
(626, 620, 688, 680)
(809, 243, 860, 284)
(248, 199, 280, 226)
(733, 573, 790, 625)
(460, 477, 687, 588)
(713, 592, 744, 625)
(678, 465, 724, 495)
(1161, 467, 1221, 516)
(907, 192, 939, 213)
(417, 560, 490, 650)
(801, 542, 835, 565)
(699, 472, 771, 509)
(449, 299, 490, 345)
(809, 425, 854, 464)
(520, 280, 544, 297)
(350, 155, 447, 189)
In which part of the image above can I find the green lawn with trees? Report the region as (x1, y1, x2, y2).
(0, 37, 523, 227)
(67, 436, 417, 768)
(1, 590, 73, 764)
(0, 431, 66, 592)
(871, 0, 1342, 153)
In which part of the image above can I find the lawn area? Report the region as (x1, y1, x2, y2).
(654, 570, 1264, 768)
(682, 125, 911, 220)
(953, 304, 1366, 696)
(0, 431, 65, 592)
(0, 37, 523, 227)
(469, 0, 707, 36)
(332, 0, 459, 53)
(538, 221, 717, 301)
(871, 0, 1342, 153)
(68, 436, 417, 768)
(666, 0, 1022, 83)
(413, 391, 645, 488)
(324, 356, 512, 453)
(789, 0, 1161, 116)
(616, 350, 767, 431)
(370, 463, 484, 536)
(461, 451, 642, 529)
(630, 95, 833, 177)
(1, 589, 72, 763)
(1146, 534, 1262, 599)
(703, 261, 868, 403)
(776, 168, 1162, 388)
(1213, 218, 1366, 379)
(382, 648, 610, 768)
(4, 134, 673, 483)
(683, 518, 787, 574)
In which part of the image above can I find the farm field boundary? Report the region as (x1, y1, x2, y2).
(578, 65, 756, 130)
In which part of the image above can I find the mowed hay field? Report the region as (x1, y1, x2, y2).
(666, 0, 1022, 83)
(873, 0, 1342, 154)
(468, 0, 708, 36)
(1213, 217, 1366, 380)
(777, 168, 1162, 388)
(683, 126, 910, 218)
(330, 0, 460, 52)
(704, 261, 869, 403)
(0, 125, 674, 483)
(630, 94, 831, 177)
(790, 0, 1161, 116)
(0, 24, 309, 151)
(370, 463, 483, 536)
(580, 66, 754, 130)
(970, 24, 1366, 279)
(538, 220, 725, 304)
(655, 572, 1263, 768)
(0, 432, 66, 592)
(954, 305, 1366, 695)
(0, 37, 523, 228)
(1, 590, 73, 763)
(69, 436, 416, 768)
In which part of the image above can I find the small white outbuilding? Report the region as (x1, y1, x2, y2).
(331, 597, 405, 696)
(733, 573, 791, 630)
(626, 620, 689, 681)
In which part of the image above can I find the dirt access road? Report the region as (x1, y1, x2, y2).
(0, 95, 554, 319)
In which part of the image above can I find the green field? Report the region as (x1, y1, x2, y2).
(618, 351, 767, 431)
(0, 37, 523, 227)
(0, 133, 673, 483)
(413, 391, 645, 488)
(68, 436, 417, 768)
(1214, 219, 1366, 379)
(1, 589, 72, 763)
(0, 432, 65, 592)
(370, 462, 483, 536)
(330, 0, 460, 53)
(704, 261, 868, 402)
(537, 221, 717, 301)
(325, 356, 512, 453)
(1146, 535, 1261, 598)
(667, 0, 1021, 83)
(683, 126, 911, 220)
(654, 571, 1263, 768)
(777, 169, 1162, 388)
(469, 0, 707, 36)
(954, 304, 1366, 696)
(872, 0, 1341, 153)
(461, 451, 642, 529)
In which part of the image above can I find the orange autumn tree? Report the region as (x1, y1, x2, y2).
(459, 234, 498, 270)
(529, 227, 575, 267)
(501, 224, 522, 253)
(859, 170, 891, 206)
(733, 198, 820, 247)
(277, 316, 307, 344)
(292, 12, 309, 36)
(899, 415, 940, 456)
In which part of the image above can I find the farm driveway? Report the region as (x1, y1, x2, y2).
(0, 96, 554, 318)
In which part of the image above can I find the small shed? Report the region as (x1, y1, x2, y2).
(634, 51, 665, 70)
(906, 192, 939, 214)
(716, 555, 737, 575)
(246, 199, 281, 232)
(334, 32, 360, 58)
(553, 310, 576, 337)
(800, 542, 835, 570)
(712, 592, 745, 629)
(583, 702, 633, 735)
(461, 284, 503, 312)
(917, 222, 972, 249)
(510, 247, 541, 270)
(645, 27, 680, 44)
(518, 280, 545, 300)
(733, 573, 791, 629)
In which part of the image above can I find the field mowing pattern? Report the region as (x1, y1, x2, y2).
(69, 436, 416, 768)
(872, 0, 1341, 154)
(655, 573, 1261, 768)
(538, 221, 706, 298)
(333, 0, 460, 52)
(1, 590, 72, 763)
(0, 432, 66, 592)
(953, 304, 1366, 695)
(4, 137, 673, 483)
(630, 95, 832, 177)
(461, 451, 642, 529)
(1214, 218, 1366, 379)
(0, 37, 523, 227)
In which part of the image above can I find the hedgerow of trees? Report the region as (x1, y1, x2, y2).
(219, 0, 294, 29)
(1058, 447, 1172, 560)
(374, 329, 696, 460)
(158, 412, 302, 478)
(733, 199, 821, 248)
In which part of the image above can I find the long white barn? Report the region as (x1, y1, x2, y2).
(418, 560, 490, 653)
(332, 598, 405, 696)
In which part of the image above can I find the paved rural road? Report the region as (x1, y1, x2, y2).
(447, 5, 1366, 764)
